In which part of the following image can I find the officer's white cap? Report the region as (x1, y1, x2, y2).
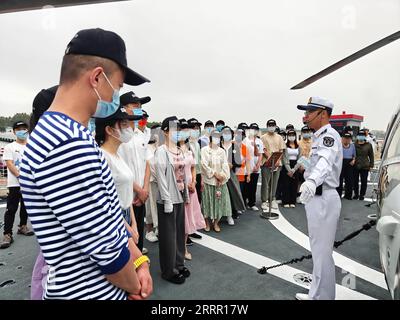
(297, 96, 334, 112)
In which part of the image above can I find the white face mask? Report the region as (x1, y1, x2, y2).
(112, 127, 133, 143)
(288, 136, 296, 142)
(267, 126, 276, 133)
(212, 138, 221, 145)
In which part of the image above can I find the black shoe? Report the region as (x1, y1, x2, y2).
(179, 267, 191, 278)
(189, 233, 202, 239)
(359, 196, 365, 201)
(344, 195, 352, 200)
(162, 273, 186, 284)
(352, 195, 359, 200)
(186, 237, 193, 246)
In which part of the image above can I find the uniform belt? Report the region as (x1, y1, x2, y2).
(315, 185, 336, 196)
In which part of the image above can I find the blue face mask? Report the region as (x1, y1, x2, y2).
(222, 134, 232, 141)
(302, 133, 312, 139)
(180, 131, 189, 141)
(216, 125, 224, 132)
(92, 72, 120, 119)
(171, 131, 180, 144)
(191, 130, 200, 139)
(357, 135, 366, 141)
(133, 108, 143, 127)
(206, 127, 213, 134)
(15, 129, 28, 140)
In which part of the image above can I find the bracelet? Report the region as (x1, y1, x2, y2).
(134, 255, 150, 269)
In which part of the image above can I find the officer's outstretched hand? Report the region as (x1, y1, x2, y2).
(299, 180, 316, 204)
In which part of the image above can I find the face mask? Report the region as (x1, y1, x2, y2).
(92, 72, 120, 119)
(248, 129, 256, 137)
(15, 129, 28, 140)
(170, 131, 180, 144)
(302, 133, 312, 139)
(180, 131, 189, 141)
(216, 125, 224, 132)
(222, 134, 232, 141)
(190, 130, 200, 139)
(357, 135, 366, 141)
(288, 136, 296, 142)
(113, 127, 133, 144)
(212, 138, 221, 145)
(205, 127, 213, 135)
(133, 108, 143, 127)
(267, 126, 276, 133)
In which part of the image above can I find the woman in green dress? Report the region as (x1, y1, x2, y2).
(201, 130, 232, 232)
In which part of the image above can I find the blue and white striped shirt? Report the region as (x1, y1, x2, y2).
(20, 111, 129, 300)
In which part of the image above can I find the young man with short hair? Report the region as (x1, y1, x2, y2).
(1, 121, 34, 249)
(19, 28, 152, 300)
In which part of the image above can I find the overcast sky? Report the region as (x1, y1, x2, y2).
(0, 0, 399, 130)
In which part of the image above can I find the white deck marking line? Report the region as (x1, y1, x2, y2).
(268, 208, 387, 289)
(193, 233, 375, 300)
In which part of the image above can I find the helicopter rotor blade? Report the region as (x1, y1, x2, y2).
(291, 30, 400, 90)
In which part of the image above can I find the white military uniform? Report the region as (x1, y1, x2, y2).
(304, 123, 343, 300)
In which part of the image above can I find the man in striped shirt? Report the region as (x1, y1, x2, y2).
(19, 28, 152, 300)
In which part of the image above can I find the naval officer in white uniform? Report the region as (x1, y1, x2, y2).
(296, 97, 343, 300)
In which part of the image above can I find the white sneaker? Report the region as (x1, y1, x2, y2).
(290, 204, 296, 208)
(145, 231, 158, 243)
(227, 217, 235, 225)
(250, 206, 259, 211)
(276, 199, 282, 204)
(271, 200, 278, 209)
(295, 293, 310, 300)
(283, 204, 290, 208)
(142, 247, 148, 254)
(261, 202, 269, 210)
